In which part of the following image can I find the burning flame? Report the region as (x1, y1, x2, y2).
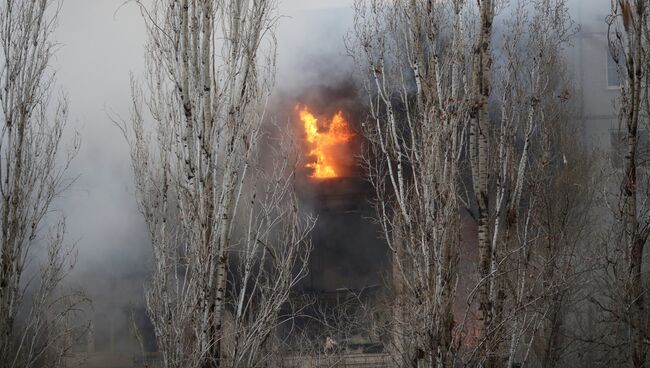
(297, 105, 355, 179)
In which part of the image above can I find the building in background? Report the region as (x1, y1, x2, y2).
(64, 2, 625, 367)
(567, 0, 620, 153)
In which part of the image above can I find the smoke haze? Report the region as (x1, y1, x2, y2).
(49, 0, 362, 351)
(43, 0, 620, 359)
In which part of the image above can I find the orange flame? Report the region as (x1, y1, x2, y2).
(297, 105, 355, 179)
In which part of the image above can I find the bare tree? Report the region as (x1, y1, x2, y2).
(519, 52, 596, 368)
(221, 135, 315, 367)
(350, 0, 466, 366)
(0, 0, 84, 367)
(466, 2, 578, 366)
(602, 1, 650, 366)
(123, 1, 313, 367)
(481, 4, 593, 367)
(351, 0, 584, 367)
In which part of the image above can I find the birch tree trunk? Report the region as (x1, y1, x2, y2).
(607, 1, 650, 366)
(467, 1, 498, 365)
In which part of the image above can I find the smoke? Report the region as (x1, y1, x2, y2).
(36, 0, 619, 358)
(268, 3, 389, 293)
(46, 0, 150, 353)
(47, 0, 386, 353)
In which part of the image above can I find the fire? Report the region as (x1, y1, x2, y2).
(297, 105, 355, 179)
